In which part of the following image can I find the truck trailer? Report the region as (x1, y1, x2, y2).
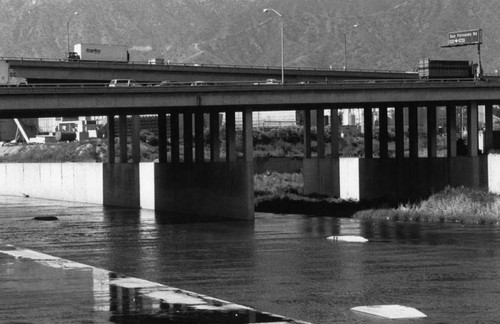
(73, 43, 129, 62)
(0, 61, 28, 86)
(418, 58, 474, 79)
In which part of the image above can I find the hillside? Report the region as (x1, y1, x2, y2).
(0, 0, 499, 72)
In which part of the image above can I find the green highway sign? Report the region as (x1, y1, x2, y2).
(447, 29, 482, 47)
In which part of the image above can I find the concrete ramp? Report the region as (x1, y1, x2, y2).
(0, 244, 311, 323)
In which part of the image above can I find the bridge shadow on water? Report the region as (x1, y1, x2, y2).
(102, 206, 255, 225)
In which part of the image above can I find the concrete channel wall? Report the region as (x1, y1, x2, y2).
(0, 163, 103, 204)
(0, 162, 254, 221)
(0, 156, 498, 218)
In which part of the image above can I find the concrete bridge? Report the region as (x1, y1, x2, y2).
(6, 58, 418, 84)
(1, 79, 500, 221)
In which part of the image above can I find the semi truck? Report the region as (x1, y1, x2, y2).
(72, 43, 129, 62)
(0, 61, 28, 86)
(418, 58, 474, 79)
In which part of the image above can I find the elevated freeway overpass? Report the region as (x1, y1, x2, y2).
(5, 57, 418, 84)
(0, 79, 493, 117)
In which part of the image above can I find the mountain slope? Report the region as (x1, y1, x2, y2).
(0, 0, 498, 72)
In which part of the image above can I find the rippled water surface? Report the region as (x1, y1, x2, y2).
(2, 195, 500, 323)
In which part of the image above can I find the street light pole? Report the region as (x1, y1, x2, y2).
(344, 32, 347, 71)
(344, 24, 358, 71)
(263, 8, 284, 84)
(66, 11, 79, 55)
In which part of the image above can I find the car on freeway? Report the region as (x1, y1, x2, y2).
(190, 81, 207, 86)
(253, 79, 281, 85)
(155, 80, 177, 86)
(108, 79, 139, 87)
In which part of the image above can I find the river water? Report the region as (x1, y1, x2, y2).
(1, 195, 500, 323)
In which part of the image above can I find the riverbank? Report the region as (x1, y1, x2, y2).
(353, 186, 500, 224)
(254, 172, 500, 223)
(253, 172, 388, 217)
(3, 142, 498, 223)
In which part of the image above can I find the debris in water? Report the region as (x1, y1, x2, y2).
(326, 235, 368, 243)
(351, 305, 427, 319)
(33, 216, 59, 221)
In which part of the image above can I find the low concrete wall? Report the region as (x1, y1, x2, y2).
(140, 163, 155, 210)
(0, 161, 254, 221)
(339, 158, 359, 200)
(488, 154, 500, 194)
(0, 163, 103, 204)
(1, 155, 494, 219)
(254, 157, 303, 174)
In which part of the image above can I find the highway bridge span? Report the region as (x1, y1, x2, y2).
(0, 79, 499, 221)
(6, 58, 418, 84)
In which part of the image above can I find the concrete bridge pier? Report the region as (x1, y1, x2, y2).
(302, 101, 493, 203)
(103, 110, 255, 221)
(303, 108, 341, 197)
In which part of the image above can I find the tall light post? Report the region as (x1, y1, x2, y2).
(344, 24, 358, 71)
(66, 11, 79, 55)
(263, 8, 284, 84)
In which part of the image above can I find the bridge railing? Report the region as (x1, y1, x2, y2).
(0, 78, 486, 92)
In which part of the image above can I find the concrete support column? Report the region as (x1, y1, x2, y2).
(226, 111, 237, 162)
(132, 115, 140, 163)
(119, 115, 128, 163)
(364, 107, 373, 158)
(170, 113, 180, 163)
(107, 115, 115, 164)
(395, 106, 404, 159)
(484, 103, 493, 154)
(409, 104, 419, 159)
(316, 109, 325, 158)
(210, 112, 220, 162)
(330, 108, 339, 158)
(379, 107, 388, 158)
(195, 112, 205, 163)
(446, 104, 457, 157)
(304, 110, 312, 158)
(158, 113, 167, 163)
(427, 105, 437, 157)
(183, 112, 193, 163)
(468, 101, 479, 157)
(242, 108, 253, 162)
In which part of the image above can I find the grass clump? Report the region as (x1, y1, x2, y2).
(354, 186, 500, 224)
(254, 171, 303, 197)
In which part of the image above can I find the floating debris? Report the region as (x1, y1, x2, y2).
(33, 216, 59, 221)
(326, 235, 368, 243)
(351, 305, 427, 319)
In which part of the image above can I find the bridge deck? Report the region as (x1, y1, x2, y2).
(0, 79, 497, 117)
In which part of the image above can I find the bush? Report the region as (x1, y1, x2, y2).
(140, 130, 159, 146)
(354, 186, 500, 224)
(254, 172, 304, 196)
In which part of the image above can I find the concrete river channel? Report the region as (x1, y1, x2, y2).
(1, 195, 500, 323)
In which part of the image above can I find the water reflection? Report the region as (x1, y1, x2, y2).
(5, 195, 500, 323)
(0, 246, 307, 324)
